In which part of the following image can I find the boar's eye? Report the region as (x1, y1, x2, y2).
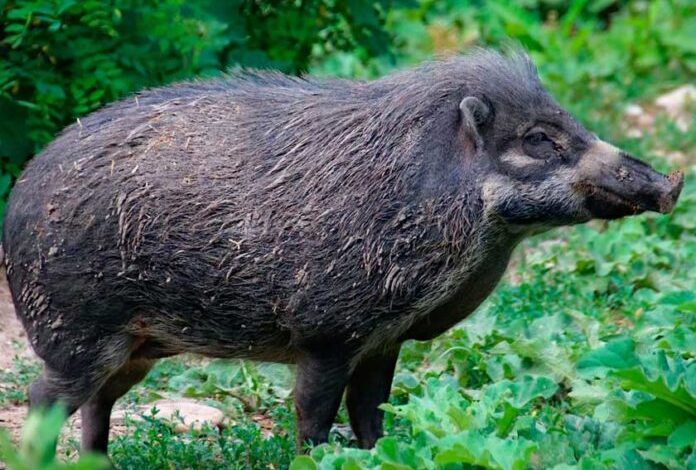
(524, 131, 550, 146)
(523, 130, 556, 159)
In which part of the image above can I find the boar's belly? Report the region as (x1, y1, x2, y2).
(401, 246, 514, 341)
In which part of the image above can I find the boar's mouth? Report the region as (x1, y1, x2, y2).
(576, 152, 684, 220)
(577, 182, 647, 219)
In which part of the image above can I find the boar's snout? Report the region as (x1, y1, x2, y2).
(658, 170, 685, 213)
(576, 143, 685, 220)
(610, 153, 685, 214)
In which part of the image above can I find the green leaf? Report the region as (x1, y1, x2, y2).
(507, 375, 559, 409)
(677, 301, 696, 313)
(638, 445, 686, 469)
(613, 365, 696, 418)
(20, 407, 66, 466)
(486, 436, 538, 470)
(290, 456, 317, 470)
(667, 420, 696, 449)
(577, 338, 640, 377)
(482, 375, 559, 417)
(436, 431, 538, 470)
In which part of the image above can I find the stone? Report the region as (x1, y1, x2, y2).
(655, 85, 696, 131)
(623, 103, 654, 138)
(112, 399, 225, 433)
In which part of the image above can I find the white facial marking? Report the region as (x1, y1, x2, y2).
(481, 174, 514, 213)
(578, 140, 621, 177)
(499, 149, 542, 169)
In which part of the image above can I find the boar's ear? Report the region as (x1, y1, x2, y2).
(459, 96, 491, 151)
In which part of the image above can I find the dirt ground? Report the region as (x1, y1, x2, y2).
(0, 270, 34, 441)
(0, 272, 31, 371)
(0, 271, 95, 464)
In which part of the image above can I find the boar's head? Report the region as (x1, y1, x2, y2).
(455, 53, 684, 232)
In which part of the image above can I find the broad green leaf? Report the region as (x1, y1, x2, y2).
(484, 375, 559, 409)
(289, 455, 317, 470)
(577, 338, 640, 377)
(667, 420, 696, 449)
(613, 366, 696, 418)
(638, 445, 685, 469)
(436, 431, 537, 470)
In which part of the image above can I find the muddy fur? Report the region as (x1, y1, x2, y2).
(3, 48, 683, 452)
(5, 51, 539, 364)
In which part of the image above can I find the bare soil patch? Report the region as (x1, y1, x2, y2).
(0, 270, 42, 466)
(0, 272, 33, 371)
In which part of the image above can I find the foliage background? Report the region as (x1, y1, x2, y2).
(0, 0, 695, 469)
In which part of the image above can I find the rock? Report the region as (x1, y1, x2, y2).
(624, 104, 645, 118)
(626, 127, 643, 139)
(112, 399, 225, 433)
(654, 85, 696, 131)
(623, 103, 654, 138)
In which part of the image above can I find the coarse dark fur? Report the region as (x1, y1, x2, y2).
(3, 49, 683, 456)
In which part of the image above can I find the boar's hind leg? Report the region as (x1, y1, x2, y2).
(294, 352, 351, 450)
(27, 362, 116, 452)
(346, 347, 400, 449)
(80, 358, 155, 453)
(28, 333, 146, 455)
(28, 369, 95, 416)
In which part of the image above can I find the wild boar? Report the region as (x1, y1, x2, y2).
(3, 49, 683, 457)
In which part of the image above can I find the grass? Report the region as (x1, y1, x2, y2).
(109, 412, 296, 470)
(1, 1, 696, 469)
(0, 350, 40, 407)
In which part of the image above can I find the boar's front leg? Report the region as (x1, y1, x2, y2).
(346, 347, 400, 449)
(294, 350, 351, 449)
